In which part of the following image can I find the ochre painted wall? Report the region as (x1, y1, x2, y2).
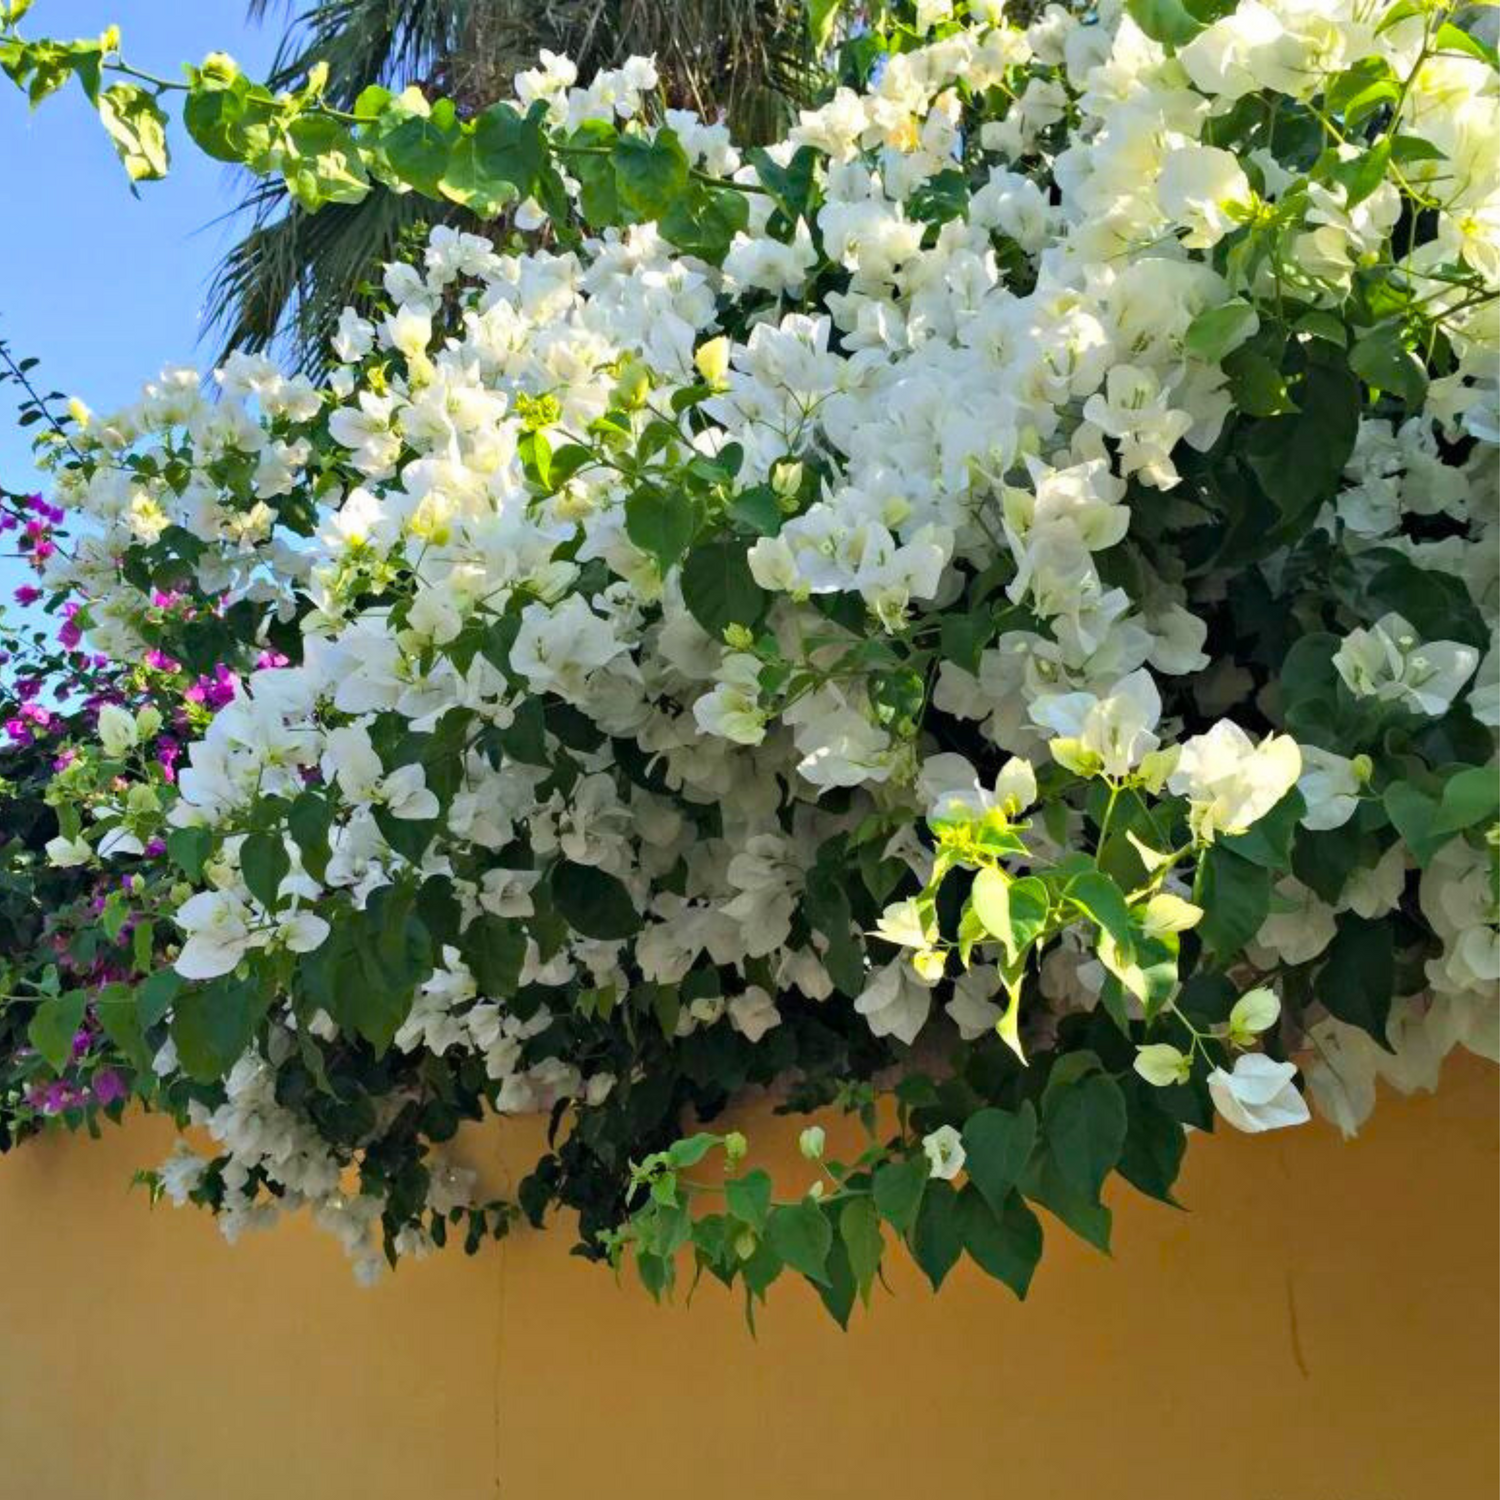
(0, 1055, 1495, 1500)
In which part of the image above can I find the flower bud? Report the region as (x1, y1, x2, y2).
(912, 947, 946, 983)
(798, 1125, 826, 1161)
(612, 358, 651, 409)
(723, 1130, 748, 1163)
(770, 459, 804, 499)
(97, 703, 139, 758)
(1228, 987, 1280, 1047)
(199, 51, 240, 85)
(694, 336, 731, 388)
(1134, 1043, 1191, 1087)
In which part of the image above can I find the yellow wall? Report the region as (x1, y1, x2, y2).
(0, 1054, 1494, 1500)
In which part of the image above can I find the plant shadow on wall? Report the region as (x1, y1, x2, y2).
(0, 0, 1496, 1322)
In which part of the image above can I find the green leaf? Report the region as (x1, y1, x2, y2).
(1224, 348, 1298, 417)
(939, 608, 993, 675)
(1318, 914, 1395, 1048)
(183, 76, 274, 163)
(625, 486, 698, 571)
(1350, 321, 1428, 408)
(808, 0, 845, 49)
(912, 1179, 964, 1291)
(1383, 781, 1449, 868)
(767, 1199, 833, 1285)
(1185, 298, 1259, 363)
(659, 182, 750, 263)
(804, 860, 863, 997)
(1064, 870, 1134, 955)
(971, 871, 1049, 960)
(725, 1169, 773, 1231)
(373, 807, 437, 865)
(1431, 766, 1499, 837)
(681, 540, 766, 636)
(551, 862, 640, 941)
(958, 1183, 1042, 1299)
(456, 100, 544, 206)
(961, 1101, 1037, 1217)
(728, 485, 783, 536)
(287, 792, 333, 884)
(612, 129, 690, 218)
(380, 114, 451, 196)
(95, 984, 153, 1073)
(1194, 844, 1271, 962)
(1292, 824, 1373, 905)
(1125, 0, 1206, 46)
(1021, 1152, 1113, 1252)
(167, 826, 213, 882)
(461, 913, 526, 997)
(239, 831, 290, 913)
(838, 1196, 885, 1304)
(1326, 56, 1399, 129)
(1116, 1077, 1187, 1205)
(1323, 137, 1391, 209)
(283, 115, 369, 209)
(137, 969, 181, 1029)
(871, 1154, 928, 1234)
(308, 883, 430, 1056)
(1220, 789, 1304, 871)
(1244, 357, 1361, 519)
(667, 1132, 718, 1169)
(1433, 20, 1499, 68)
(28, 988, 87, 1073)
(1043, 1069, 1127, 1205)
(814, 1213, 857, 1329)
(96, 83, 169, 181)
(570, 122, 620, 228)
(172, 976, 268, 1082)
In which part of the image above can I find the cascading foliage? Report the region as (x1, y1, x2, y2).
(0, 0, 1495, 1319)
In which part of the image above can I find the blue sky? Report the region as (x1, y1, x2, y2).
(0, 0, 280, 607)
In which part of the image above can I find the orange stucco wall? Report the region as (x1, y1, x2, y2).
(0, 1054, 1495, 1500)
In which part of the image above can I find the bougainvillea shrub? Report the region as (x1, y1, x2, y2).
(0, 0, 1495, 1316)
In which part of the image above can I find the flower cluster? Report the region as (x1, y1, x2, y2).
(4, 0, 1497, 1310)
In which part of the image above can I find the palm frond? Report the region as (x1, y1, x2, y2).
(207, 0, 821, 371)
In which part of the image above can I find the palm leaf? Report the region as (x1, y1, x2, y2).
(205, 0, 821, 370)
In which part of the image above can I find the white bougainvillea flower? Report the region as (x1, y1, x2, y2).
(276, 909, 330, 956)
(1169, 722, 1301, 841)
(1296, 746, 1365, 831)
(97, 703, 141, 757)
(1228, 987, 1281, 1047)
(510, 595, 627, 703)
(321, 725, 439, 820)
(923, 753, 1037, 826)
(1207, 1054, 1310, 1134)
(1157, 144, 1256, 249)
(1029, 668, 1162, 779)
(1134, 1043, 1191, 1088)
(855, 960, 932, 1046)
(693, 653, 768, 745)
(44, 834, 92, 868)
(727, 986, 781, 1043)
(174, 890, 255, 979)
(922, 1124, 965, 1180)
(1141, 893, 1203, 940)
(1332, 613, 1480, 717)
